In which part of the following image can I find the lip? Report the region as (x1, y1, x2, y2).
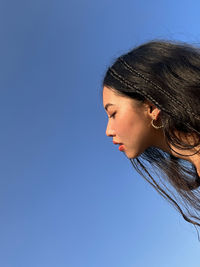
(119, 144, 125, 151)
(113, 141, 125, 151)
(113, 141, 123, 145)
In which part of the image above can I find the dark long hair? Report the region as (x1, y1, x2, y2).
(102, 40, 200, 236)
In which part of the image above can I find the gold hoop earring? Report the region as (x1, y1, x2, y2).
(151, 119, 163, 129)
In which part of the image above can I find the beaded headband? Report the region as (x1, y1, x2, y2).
(107, 57, 200, 122)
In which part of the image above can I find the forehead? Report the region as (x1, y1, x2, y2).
(103, 86, 131, 107)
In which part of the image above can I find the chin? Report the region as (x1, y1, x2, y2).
(124, 148, 143, 159)
(125, 151, 140, 159)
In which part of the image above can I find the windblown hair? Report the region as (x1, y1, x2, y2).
(102, 40, 200, 236)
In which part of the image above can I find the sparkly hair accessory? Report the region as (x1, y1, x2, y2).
(118, 57, 200, 121)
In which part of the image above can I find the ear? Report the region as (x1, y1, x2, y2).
(145, 101, 161, 120)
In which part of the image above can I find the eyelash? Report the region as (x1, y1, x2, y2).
(109, 112, 116, 119)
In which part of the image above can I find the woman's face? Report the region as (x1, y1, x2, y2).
(103, 86, 158, 158)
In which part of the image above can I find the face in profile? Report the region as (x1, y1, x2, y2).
(103, 86, 160, 158)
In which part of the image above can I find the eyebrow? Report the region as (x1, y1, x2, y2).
(104, 103, 115, 111)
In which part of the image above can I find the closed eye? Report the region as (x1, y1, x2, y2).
(109, 112, 116, 119)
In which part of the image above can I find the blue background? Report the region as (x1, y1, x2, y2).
(0, 0, 199, 266)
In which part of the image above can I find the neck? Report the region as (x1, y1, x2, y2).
(167, 144, 200, 176)
(153, 131, 200, 177)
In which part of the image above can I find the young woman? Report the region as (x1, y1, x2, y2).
(102, 40, 200, 234)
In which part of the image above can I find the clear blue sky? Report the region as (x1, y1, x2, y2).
(0, 0, 200, 266)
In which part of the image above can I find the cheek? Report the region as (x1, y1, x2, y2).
(115, 112, 150, 142)
(115, 119, 136, 138)
(115, 120, 130, 136)
(126, 118, 150, 141)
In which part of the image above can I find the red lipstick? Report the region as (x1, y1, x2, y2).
(113, 141, 124, 151)
(119, 145, 125, 151)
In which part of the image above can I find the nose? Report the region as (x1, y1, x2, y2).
(106, 120, 115, 137)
